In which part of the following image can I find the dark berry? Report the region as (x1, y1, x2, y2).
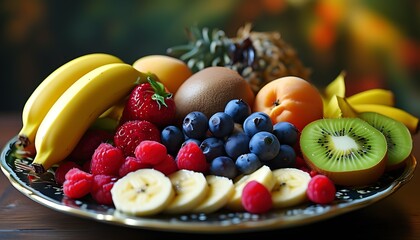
(224, 99, 251, 124)
(224, 132, 250, 160)
(200, 137, 226, 162)
(209, 156, 238, 179)
(243, 112, 273, 137)
(249, 131, 280, 161)
(272, 121, 299, 146)
(182, 111, 208, 140)
(208, 112, 234, 138)
(264, 144, 296, 170)
(161, 125, 184, 156)
(235, 153, 262, 174)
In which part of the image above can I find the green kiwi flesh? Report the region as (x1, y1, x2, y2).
(300, 117, 387, 187)
(358, 112, 412, 170)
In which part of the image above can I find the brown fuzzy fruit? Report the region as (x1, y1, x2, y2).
(174, 66, 254, 124)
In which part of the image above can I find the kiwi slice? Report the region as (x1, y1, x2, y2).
(300, 117, 387, 187)
(358, 112, 413, 170)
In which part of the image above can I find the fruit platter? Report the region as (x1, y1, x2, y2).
(1, 25, 418, 233)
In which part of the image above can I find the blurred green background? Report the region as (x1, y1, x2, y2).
(1, 0, 419, 117)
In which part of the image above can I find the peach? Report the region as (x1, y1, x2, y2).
(253, 76, 324, 132)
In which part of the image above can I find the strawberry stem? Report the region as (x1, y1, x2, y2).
(147, 75, 172, 109)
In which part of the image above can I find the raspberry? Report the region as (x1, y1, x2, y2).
(176, 142, 209, 173)
(118, 156, 151, 178)
(135, 140, 168, 165)
(63, 168, 93, 199)
(114, 120, 161, 157)
(307, 174, 336, 204)
(54, 161, 81, 185)
(68, 129, 113, 164)
(241, 180, 273, 214)
(153, 154, 178, 176)
(90, 143, 125, 176)
(91, 174, 118, 205)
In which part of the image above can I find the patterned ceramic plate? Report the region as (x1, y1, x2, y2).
(0, 136, 417, 233)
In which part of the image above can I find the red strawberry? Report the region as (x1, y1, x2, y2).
(114, 120, 161, 157)
(120, 74, 175, 128)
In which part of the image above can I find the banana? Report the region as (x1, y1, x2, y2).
(322, 71, 346, 109)
(336, 96, 358, 118)
(111, 168, 175, 216)
(225, 165, 276, 211)
(99, 95, 128, 122)
(31, 63, 147, 173)
(271, 168, 311, 209)
(347, 88, 395, 106)
(17, 53, 123, 149)
(163, 169, 209, 214)
(192, 175, 234, 214)
(351, 104, 419, 134)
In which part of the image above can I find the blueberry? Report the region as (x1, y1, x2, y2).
(200, 137, 226, 162)
(209, 156, 238, 179)
(208, 112, 234, 138)
(235, 153, 262, 174)
(224, 132, 250, 160)
(161, 125, 184, 156)
(182, 111, 208, 140)
(249, 131, 280, 161)
(273, 121, 299, 146)
(224, 99, 251, 124)
(243, 112, 273, 137)
(263, 144, 297, 170)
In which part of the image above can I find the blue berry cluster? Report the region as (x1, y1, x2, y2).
(160, 99, 299, 179)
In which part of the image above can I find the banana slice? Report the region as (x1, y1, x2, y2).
(163, 169, 209, 214)
(111, 168, 175, 216)
(271, 168, 311, 208)
(192, 175, 234, 214)
(225, 165, 275, 211)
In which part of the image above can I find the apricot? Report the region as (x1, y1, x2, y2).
(132, 55, 193, 94)
(253, 76, 324, 132)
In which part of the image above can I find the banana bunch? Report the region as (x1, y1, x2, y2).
(17, 53, 149, 174)
(322, 71, 419, 134)
(111, 166, 312, 216)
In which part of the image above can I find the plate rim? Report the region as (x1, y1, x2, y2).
(1, 136, 417, 233)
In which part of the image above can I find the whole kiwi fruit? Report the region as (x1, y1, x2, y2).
(300, 117, 388, 187)
(174, 66, 255, 124)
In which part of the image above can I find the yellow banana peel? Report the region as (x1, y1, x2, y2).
(347, 88, 395, 106)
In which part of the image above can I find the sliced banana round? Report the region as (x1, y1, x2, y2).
(225, 165, 275, 211)
(163, 169, 209, 214)
(271, 168, 311, 208)
(192, 175, 234, 214)
(111, 168, 175, 216)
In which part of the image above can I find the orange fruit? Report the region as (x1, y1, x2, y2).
(253, 76, 324, 132)
(132, 55, 193, 94)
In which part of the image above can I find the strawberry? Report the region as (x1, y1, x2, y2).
(113, 120, 161, 157)
(120, 74, 176, 128)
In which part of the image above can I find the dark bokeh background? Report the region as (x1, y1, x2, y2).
(1, 0, 419, 116)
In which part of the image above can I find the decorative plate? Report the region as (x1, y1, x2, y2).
(0, 136, 417, 233)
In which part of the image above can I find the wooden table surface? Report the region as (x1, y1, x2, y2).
(0, 112, 419, 240)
